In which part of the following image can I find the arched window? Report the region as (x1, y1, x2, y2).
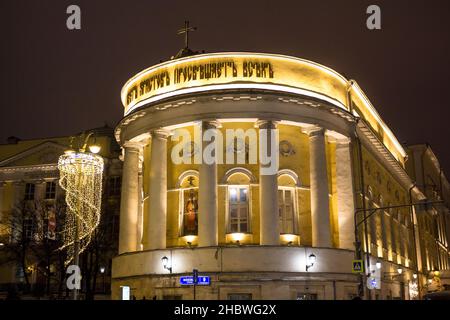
(224, 168, 254, 234)
(278, 170, 299, 235)
(177, 171, 199, 236)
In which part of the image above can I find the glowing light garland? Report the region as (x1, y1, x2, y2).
(58, 151, 104, 265)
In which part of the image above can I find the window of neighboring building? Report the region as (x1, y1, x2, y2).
(24, 183, 35, 201)
(228, 293, 252, 300)
(23, 217, 34, 240)
(179, 175, 199, 236)
(108, 176, 122, 197)
(228, 186, 249, 233)
(45, 181, 56, 200)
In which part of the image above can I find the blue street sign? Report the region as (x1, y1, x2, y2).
(180, 276, 211, 286)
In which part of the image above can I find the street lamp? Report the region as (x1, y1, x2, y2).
(306, 254, 316, 271)
(58, 131, 104, 300)
(100, 266, 106, 294)
(397, 268, 403, 275)
(376, 261, 382, 270)
(413, 273, 418, 279)
(161, 256, 172, 273)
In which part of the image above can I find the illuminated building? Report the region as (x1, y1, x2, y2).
(0, 126, 121, 297)
(111, 52, 450, 300)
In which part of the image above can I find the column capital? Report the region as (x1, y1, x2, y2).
(12, 180, 24, 187)
(329, 136, 352, 146)
(150, 128, 171, 140)
(200, 120, 222, 130)
(255, 119, 279, 129)
(301, 125, 324, 137)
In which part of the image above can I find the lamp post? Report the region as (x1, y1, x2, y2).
(100, 266, 106, 294)
(58, 132, 103, 300)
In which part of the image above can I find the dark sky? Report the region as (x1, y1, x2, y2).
(1, 0, 449, 173)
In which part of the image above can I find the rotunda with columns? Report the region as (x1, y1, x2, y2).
(112, 52, 421, 300)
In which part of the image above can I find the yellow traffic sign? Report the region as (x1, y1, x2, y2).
(352, 260, 364, 273)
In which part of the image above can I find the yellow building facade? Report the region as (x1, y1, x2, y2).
(111, 52, 450, 300)
(1, 52, 449, 300)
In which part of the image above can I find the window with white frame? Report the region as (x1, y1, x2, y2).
(228, 186, 249, 233)
(45, 181, 56, 200)
(24, 183, 35, 201)
(278, 187, 295, 234)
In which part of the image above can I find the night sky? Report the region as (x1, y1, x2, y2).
(1, 0, 449, 173)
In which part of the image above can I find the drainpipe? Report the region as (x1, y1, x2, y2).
(354, 118, 371, 300)
(408, 183, 422, 299)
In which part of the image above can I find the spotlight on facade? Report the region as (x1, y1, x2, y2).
(100, 266, 106, 274)
(397, 268, 403, 275)
(434, 270, 440, 277)
(281, 234, 297, 245)
(161, 256, 172, 273)
(89, 144, 101, 154)
(376, 261, 382, 269)
(413, 273, 417, 279)
(306, 254, 316, 271)
(231, 233, 245, 244)
(428, 279, 433, 284)
(184, 235, 197, 246)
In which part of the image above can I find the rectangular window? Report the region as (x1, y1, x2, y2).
(228, 186, 249, 233)
(24, 183, 35, 201)
(45, 181, 56, 199)
(278, 188, 295, 234)
(24, 217, 34, 240)
(108, 176, 122, 197)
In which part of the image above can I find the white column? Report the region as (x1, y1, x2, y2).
(13, 181, 24, 206)
(198, 121, 219, 247)
(146, 129, 169, 250)
(258, 120, 279, 245)
(34, 180, 46, 240)
(136, 171, 144, 251)
(118, 142, 141, 254)
(0, 182, 5, 222)
(35, 180, 46, 200)
(304, 126, 332, 248)
(335, 138, 356, 250)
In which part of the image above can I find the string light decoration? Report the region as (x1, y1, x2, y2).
(58, 150, 104, 266)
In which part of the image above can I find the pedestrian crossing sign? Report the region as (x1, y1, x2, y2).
(352, 260, 364, 273)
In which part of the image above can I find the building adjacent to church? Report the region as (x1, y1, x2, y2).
(0, 126, 122, 298)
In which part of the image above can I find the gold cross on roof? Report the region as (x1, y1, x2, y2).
(177, 20, 197, 49)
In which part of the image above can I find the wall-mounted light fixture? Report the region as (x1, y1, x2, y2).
(161, 256, 172, 274)
(99, 266, 106, 274)
(413, 273, 417, 279)
(306, 254, 316, 272)
(376, 261, 382, 269)
(397, 268, 403, 275)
